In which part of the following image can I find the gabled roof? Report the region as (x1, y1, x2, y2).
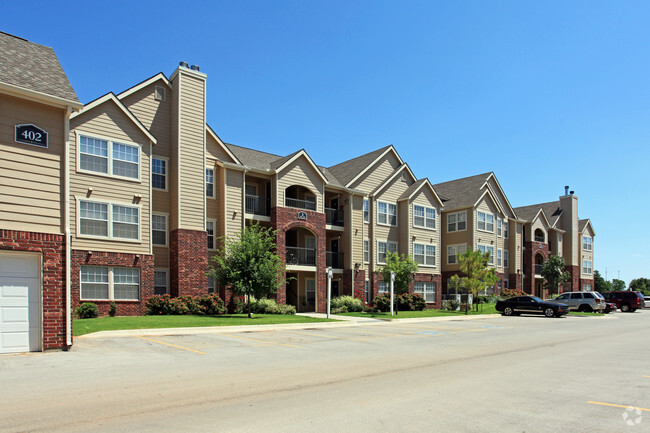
(224, 143, 283, 171)
(514, 201, 563, 227)
(579, 219, 596, 236)
(398, 178, 444, 207)
(474, 188, 506, 217)
(482, 172, 517, 218)
(327, 145, 399, 187)
(0, 31, 80, 107)
(432, 172, 493, 211)
(272, 149, 329, 183)
(116, 72, 171, 100)
(372, 163, 417, 196)
(70, 93, 157, 144)
(206, 125, 242, 165)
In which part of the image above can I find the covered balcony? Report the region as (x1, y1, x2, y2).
(245, 179, 272, 218)
(534, 228, 545, 243)
(326, 251, 344, 268)
(285, 227, 317, 266)
(324, 192, 345, 227)
(285, 185, 316, 211)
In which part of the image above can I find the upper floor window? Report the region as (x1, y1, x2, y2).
(477, 244, 495, 265)
(79, 134, 140, 180)
(152, 214, 167, 246)
(497, 218, 503, 237)
(497, 249, 503, 267)
(363, 199, 369, 223)
(447, 211, 466, 232)
(582, 260, 592, 275)
(79, 200, 139, 241)
(206, 220, 216, 250)
(477, 211, 494, 232)
(363, 239, 370, 263)
(583, 236, 592, 251)
(152, 157, 167, 190)
(377, 240, 397, 263)
(447, 243, 467, 264)
(414, 205, 436, 229)
(206, 168, 215, 198)
(504, 250, 509, 268)
(414, 243, 436, 266)
(504, 221, 509, 238)
(377, 201, 397, 226)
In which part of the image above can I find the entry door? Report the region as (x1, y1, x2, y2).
(0, 253, 40, 353)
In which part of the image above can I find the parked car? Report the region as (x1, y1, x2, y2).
(602, 291, 645, 312)
(604, 302, 617, 314)
(496, 296, 569, 318)
(545, 291, 606, 313)
(644, 296, 650, 309)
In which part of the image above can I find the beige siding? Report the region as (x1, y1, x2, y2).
(207, 132, 237, 163)
(410, 188, 442, 274)
(277, 157, 324, 213)
(475, 198, 499, 269)
(225, 168, 244, 237)
(69, 102, 152, 254)
(0, 94, 65, 234)
(485, 177, 514, 218)
(530, 217, 549, 244)
(170, 76, 180, 231)
(153, 246, 169, 268)
(121, 81, 171, 157)
(351, 153, 401, 193)
(350, 194, 365, 267)
(441, 208, 473, 272)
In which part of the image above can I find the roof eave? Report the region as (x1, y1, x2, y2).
(0, 82, 82, 110)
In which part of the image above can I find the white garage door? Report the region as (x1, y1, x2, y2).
(0, 252, 41, 354)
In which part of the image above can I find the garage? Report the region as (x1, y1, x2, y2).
(0, 252, 41, 354)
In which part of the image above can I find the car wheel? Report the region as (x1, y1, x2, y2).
(544, 308, 555, 318)
(578, 304, 593, 313)
(621, 304, 630, 312)
(503, 307, 514, 316)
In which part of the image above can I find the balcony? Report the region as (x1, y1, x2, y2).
(286, 246, 316, 266)
(286, 197, 316, 211)
(325, 208, 344, 226)
(534, 236, 545, 243)
(326, 251, 344, 269)
(245, 194, 271, 217)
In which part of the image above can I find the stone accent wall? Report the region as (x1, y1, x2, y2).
(0, 230, 66, 350)
(170, 229, 208, 298)
(71, 249, 154, 316)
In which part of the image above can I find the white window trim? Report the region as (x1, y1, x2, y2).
(477, 211, 495, 233)
(377, 201, 397, 227)
(447, 211, 467, 233)
(477, 243, 495, 265)
(377, 240, 398, 264)
(447, 243, 467, 265)
(497, 248, 503, 267)
(154, 268, 170, 295)
(363, 199, 369, 223)
(582, 259, 593, 275)
(151, 212, 168, 247)
(76, 131, 142, 182)
(76, 196, 141, 243)
(363, 239, 370, 264)
(80, 266, 140, 301)
(497, 218, 503, 237)
(583, 236, 593, 251)
(152, 155, 168, 191)
(206, 167, 215, 199)
(504, 249, 509, 268)
(414, 281, 437, 303)
(206, 218, 217, 250)
(504, 220, 509, 238)
(413, 204, 437, 231)
(413, 242, 436, 267)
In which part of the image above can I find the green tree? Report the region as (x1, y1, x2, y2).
(593, 270, 612, 293)
(379, 251, 419, 314)
(540, 255, 571, 297)
(629, 278, 650, 295)
(611, 279, 626, 291)
(208, 222, 286, 318)
(449, 248, 498, 314)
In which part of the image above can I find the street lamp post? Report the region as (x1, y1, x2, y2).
(327, 267, 333, 319)
(390, 271, 395, 316)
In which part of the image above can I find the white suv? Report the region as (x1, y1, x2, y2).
(547, 291, 606, 313)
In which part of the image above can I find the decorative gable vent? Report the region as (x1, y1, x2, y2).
(154, 86, 166, 101)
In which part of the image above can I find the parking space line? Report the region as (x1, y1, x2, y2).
(336, 328, 409, 337)
(588, 401, 650, 412)
(277, 330, 368, 343)
(218, 333, 299, 348)
(138, 337, 206, 355)
(642, 375, 650, 378)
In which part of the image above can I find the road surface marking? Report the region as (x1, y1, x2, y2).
(218, 333, 299, 348)
(277, 330, 368, 342)
(642, 375, 650, 378)
(588, 401, 650, 412)
(138, 337, 206, 354)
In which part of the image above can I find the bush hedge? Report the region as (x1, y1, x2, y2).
(75, 302, 99, 319)
(331, 295, 364, 313)
(373, 293, 427, 312)
(146, 294, 226, 316)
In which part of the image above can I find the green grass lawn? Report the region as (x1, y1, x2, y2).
(340, 303, 498, 319)
(74, 314, 336, 336)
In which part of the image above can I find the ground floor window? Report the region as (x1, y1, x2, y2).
(583, 283, 592, 291)
(378, 280, 388, 294)
(306, 279, 316, 304)
(414, 282, 436, 302)
(81, 266, 139, 300)
(154, 269, 168, 295)
(503, 279, 509, 289)
(364, 280, 370, 304)
(208, 275, 215, 293)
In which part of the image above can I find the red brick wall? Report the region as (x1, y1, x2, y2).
(412, 273, 443, 308)
(579, 278, 594, 290)
(0, 230, 66, 350)
(566, 265, 580, 291)
(170, 229, 208, 298)
(71, 250, 154, 316)
(343, 268, 366, 300)
(509, 273, 522, 292)
(523, 241, 549, 294)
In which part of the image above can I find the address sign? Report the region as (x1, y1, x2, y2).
(15, 124, 48, 148)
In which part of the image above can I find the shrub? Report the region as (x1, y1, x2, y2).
(251, 298, 296, 315)
(373, 294, 392, 312)
(277, 303, 296, 315)
(195, 294, 226, 315)
(178, 295, 201, 315)
(168, 298, 190, 315)
(146, 294, 173, 315)
(331, 295, 364, 312)
(229, 296, 246, 314)
(499, 288, 526, 299)
(331, 306, 348, 314)
(76, 302, 99, 319)
(409, 293, 427, 311)
(443, 299, 460, 311)
(108, 301, 117, 317)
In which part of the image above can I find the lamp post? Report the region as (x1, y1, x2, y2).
(390, 271, 395, 316)
(327, 267, 333, 318)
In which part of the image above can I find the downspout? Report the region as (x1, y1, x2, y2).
(64, 106, 72, 348)
(348, 192, 353, 296)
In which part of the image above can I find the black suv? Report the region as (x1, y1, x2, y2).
(602, 291, 645, 312)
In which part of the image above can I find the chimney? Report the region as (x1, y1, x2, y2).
(179, 61, 189, 68)
(564, 185, 569, 196)
(190, 65, 200, 71)
(570, 190, 574, 195)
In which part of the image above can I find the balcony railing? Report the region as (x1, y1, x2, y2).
(285, 197, 316, 211)
(325, 208, 344, 226)
(534, 236, 545, 243)
(286, 246, 316, 266)
(535, 264, 543, 275)
(245, 194, 271, 216)
(326, 251, 344, 268)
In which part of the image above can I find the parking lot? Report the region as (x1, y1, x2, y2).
(2, 312, 650, 432)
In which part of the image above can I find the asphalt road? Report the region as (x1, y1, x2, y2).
(2, 311, 649, 432)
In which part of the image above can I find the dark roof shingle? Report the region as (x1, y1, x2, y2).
(432, 172, 492, 209)
(327, 145, 392, 186)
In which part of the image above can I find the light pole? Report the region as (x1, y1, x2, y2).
(327, 267, 333, 318)
(390, 271, 395, 316)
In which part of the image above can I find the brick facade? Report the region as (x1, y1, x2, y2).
(0, 230, 67, 350)
(522, 241, 549, 294)
(170, 229, 209, 298)
(343, 268, 366, 300)
(71, 249, 155, 316)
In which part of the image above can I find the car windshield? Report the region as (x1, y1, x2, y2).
(530, 296, 543, 303)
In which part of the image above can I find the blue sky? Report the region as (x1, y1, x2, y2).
(3, 1, 648, 285)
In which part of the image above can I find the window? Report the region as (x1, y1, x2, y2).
(414, 282, 436, 303)
(414, 243, 436, 266)
(497, 249, 502, 267)
(79, 200, 139, 240)
(477, 211, 494, 232)
(154, 270, 168, 295)
(363, 199, 369, 223)
(478, 244, 495, 265)
(152, 214, 167, 246)
(378, 281, 388, 294)
(504, 250, 509, 268)
(206, 220, 215, 250)
(497, 218, 502, 237)
(583, 260, 592, 275)
(306, 279, 315, 304)
(504, 221, 509, 238)
(583, 236, 592, 251)
(81, 266, 139, 300)
(503, 279, 509, 289)
(414, 205, 436, 229)
(377, 201, 397, 226)
(206, 168, 214, 198)
(208, 275, 215, 293)
(447, 243, 467, 264)
(377, 241, 397, 263)
(79, 134, 140, 180)
(363, 239, 370, 263)
(152, 157, 166, 190)
(447, 211, 466, 232)
(364, 280, 370, 303)
(583, 283, 592, 291)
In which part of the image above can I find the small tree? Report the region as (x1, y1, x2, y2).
(612, 279, 626, 291)
(540, 255, 570, 298)
(208, 222, 286, 318)
(449, 248, 498, 314)
(594, 270, 612, 293)
(629, 278, 650, 295)
(379, 251, 418, 314)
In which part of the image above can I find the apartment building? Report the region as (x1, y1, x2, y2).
(513, 187, 595, 296)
